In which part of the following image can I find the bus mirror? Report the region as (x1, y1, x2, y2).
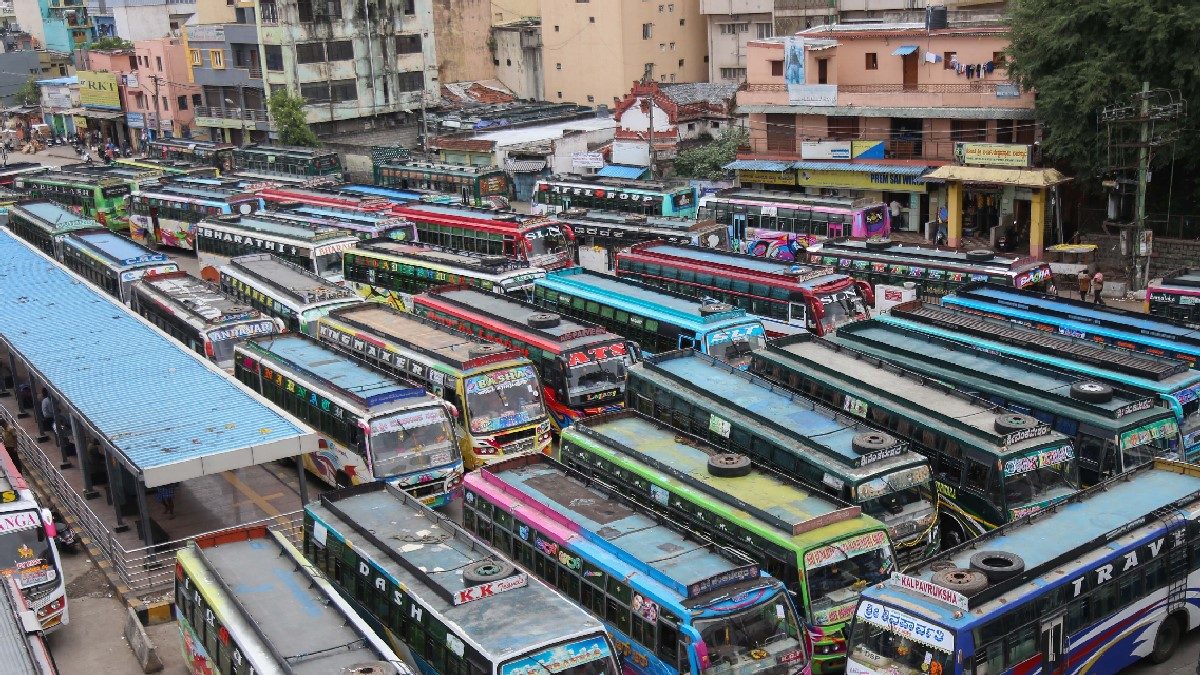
(444, 402, 460, 419)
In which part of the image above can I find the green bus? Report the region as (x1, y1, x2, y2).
(234, 144, 343, 179)
(374, 160, 511, 207)
(559, 411, 893, 675)
(751, 333, 1080, 547)
(15, 171, 131, 231)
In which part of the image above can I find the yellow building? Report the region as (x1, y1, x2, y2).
(541, 0, 707, 107)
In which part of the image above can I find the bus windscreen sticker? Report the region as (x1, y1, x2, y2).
(856, 600, 953, 653)
(501, 636, 612, 675)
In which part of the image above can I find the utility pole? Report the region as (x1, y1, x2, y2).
(642, 62, 657, 179)
(149, 74, 162, 142)
(1134, 82, 1150, 291)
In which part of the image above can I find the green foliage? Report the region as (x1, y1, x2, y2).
(673, 125, 749, 180)
(91, 37, 133, 50)
(267, 89, 320, 148)
(13, 78, 39, 106)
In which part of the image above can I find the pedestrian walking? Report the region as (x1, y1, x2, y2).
(157, 482, 177, 519)
(38, 390, 54, 435)
(1092, 271, 1105, 305)
(1077, 270, 1091, 301)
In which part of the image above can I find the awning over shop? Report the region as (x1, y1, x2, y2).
(504, 158, 547, 172)
(792, 161, 930, 176)
(597, 164, 648, 179)
(891, 45, 919, 56)
(78, 109, 125, 120)
(724, 159, 793, 171)
(923, 165, 1071, 188)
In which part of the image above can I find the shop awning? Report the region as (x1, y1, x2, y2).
(79, 109, 125, 120)
(891, 45, 919, 56)
(923, 165, 1071, 188)
(724, 159, 794, 171)
(597, 164, 648, 179)
(793, 161, 930, 176)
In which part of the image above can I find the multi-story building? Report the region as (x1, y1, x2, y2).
(491, 18, 541, 100)
(77, 49, 135, 145)
(611, 80, 739, 174)
(701, 0, 774, 83)
(15, 0, 91, 53)
(540, 0, 707, 106)
(98, 0, 196, 41)
(184, 19, 271, 144)
(489, 0, 536, 24)
(125, 37, 200, 140)
(434, 0, 492, 85)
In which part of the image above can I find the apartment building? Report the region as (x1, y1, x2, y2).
(701, 0, 774, 83)
(185, 19, 270, 144)
(126, 37, 200, 140)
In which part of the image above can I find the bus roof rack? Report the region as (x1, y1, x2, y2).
(355, 239, 530, 274)
(227, 253, 358, 304)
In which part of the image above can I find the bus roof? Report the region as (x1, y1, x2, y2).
(66, 231, 170, 267)
(475, 454, 764, 604)
(705, 189, 865, 210)
(558, 210, 704, 231)
(238, 144, 338, 159)
(203, 213, 355, 242)
(135, 271, 260, 325)
(150, 138, 234, 152)
(115, 158, 217, 173)
(397, 202, 547, 224)
(308, 482, 607, 659)
(339, 183, 454, 203)
(637, 351, 925, 480)
(135, 183, 258, 204)
(539, 175, 689, 193)
(183, 528, 400, 674)
(0, 162, 49, 176)
(811, 238, 1041, 272)
(354, 240, 535, 275)
(756, 334, 1071, 461)
(259, 186, 392, 210)
(21, 171, 124, 187)
(378, 160, 504, 176)
(1158, 268, 1200, 289)
(416, 286, 620, 352)
(569, 412, 880, 548)
(0, 446, 28, 496)
(284, 204, 406, 225)
(0, 577, 51, 674)
(830, 320, 1171, 428)
(537, 267, 758, 329)
(226, 254, 359, 305)
(10, 200, 102, 235)
(626, 241, 846, 287)
(322, 304, 526, 373)
(240, 335, 430, 410)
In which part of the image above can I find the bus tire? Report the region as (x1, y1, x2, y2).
(851, 431, 895, 455)
(994, 413, 1038, 434)
(969, 550, 1025, 582)
(463, 559, 516, 584)
(698, 303, 735, 316)
(966, 249, 994, 262)
(1150, 613, 1184, 664)
(930, 568, 988, 596)
(708, 453, 752, 477)
(864, 238, 892, 251)
(1071, 380, 1114, 403)
(468, 343, 507, 357)
(527, 313, 561, 328)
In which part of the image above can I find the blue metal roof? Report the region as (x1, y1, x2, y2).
(891, 45, 918, 56)
(36, 76, 76, 85)
(596, 164, 649, 179)
(0, 229, 315, 487)
(724, 159, 794, 172)
(793, 161, 930, 176)
(69, 231, 169, 267)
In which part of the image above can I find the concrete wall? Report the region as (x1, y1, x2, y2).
(112, 3, 172, 41)
(1082, 234, 1200, 279)
(492, 24, 541, 100)
(703, 9, 771, 82)
(434, 0, 494, 84)
(489, 0, 536, 24)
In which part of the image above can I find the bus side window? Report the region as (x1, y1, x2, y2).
(678, 335, 696, 351)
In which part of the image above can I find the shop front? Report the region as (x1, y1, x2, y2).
(792, 161, 932, 233)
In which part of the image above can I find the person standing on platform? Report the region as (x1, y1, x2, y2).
(1077, 269, 1091, 301)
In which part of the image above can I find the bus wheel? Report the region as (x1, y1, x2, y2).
(1150, 614, 1183, 664)
(335, 470, 352, 488)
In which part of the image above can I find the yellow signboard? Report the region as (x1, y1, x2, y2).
(795, 168, 926, 193)
(78, 70, 121, 109)
(737, 169, 797, 186)
(957, 142, 1031, 167)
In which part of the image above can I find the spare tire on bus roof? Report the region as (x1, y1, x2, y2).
(969, 551, 1025, 583)
(930, 568, 988, 597)
(851, 431, 896, 455)
(698, 302, 735, 316)
(707, 453, 752, 478)
(966, 249, 995, 262)
(467, 343, 507, 357)
(462, 559, 516, 584)
(864, 237, 892, 251)
(994, 413, 1038, 434)
(527, 313, 561, 329)
(1070, 380, 1114, 403)
(481, 255, 509, 266)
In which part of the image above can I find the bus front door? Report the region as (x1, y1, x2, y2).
(1039, 613, 1066, 675)
(732, 214, 747, 241)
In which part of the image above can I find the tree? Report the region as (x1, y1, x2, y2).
(12, 78, 39, 107)
(90, 36, 133, 50)
(267, 89, 319, 147)
(672, 125, 749, 180)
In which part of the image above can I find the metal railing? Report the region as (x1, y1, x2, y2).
(194, 106, 272, 123)
(740, 82, 1022, 94)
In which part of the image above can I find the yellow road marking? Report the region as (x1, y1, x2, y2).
(222, 471, 291, 526)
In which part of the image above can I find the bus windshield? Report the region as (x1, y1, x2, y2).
(805, 533, 892, 619)
(816, 287, 867, 333)
(856, 466, 934, 523)
(526, 224, 569, 257)
(466, 365, 544, 434)
(0, 512, 59, 591)
(500, 635, 619, 675)
(1004, 446, 1078, 517)
(565, 346, 629, 406)
(848, 600, 953, 675)
(369, 407, 458, 477)
(316, 251, 342, 279)
(705, 324, 766, 368)
(696, 594, 807, 675)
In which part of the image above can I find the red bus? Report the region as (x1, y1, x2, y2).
(410, 284, 639, 431)
(256, 185, 396, 213)
(615, 240, 872, 336)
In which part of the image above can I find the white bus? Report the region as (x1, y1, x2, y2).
(219, 253, 363, 336)
(194, 213, 358, 283)
(59, 230, 179, 304)
(0, 445, 66, 634)
(128, 181, 263, 251)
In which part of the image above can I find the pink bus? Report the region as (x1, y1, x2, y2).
(1148, 268, 1200, 328)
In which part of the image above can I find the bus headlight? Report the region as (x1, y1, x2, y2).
(36, 597, 64, 619)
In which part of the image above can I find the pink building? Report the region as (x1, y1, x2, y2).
(128, 37, 202, 142)
(78, 49, 137, 147)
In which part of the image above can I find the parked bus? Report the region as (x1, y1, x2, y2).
(888, 302, 1200, 461)
(463, 454, 812, 675)
(751, 333, 1079, 547)
(555, 209, 730, 273)
(396, 203, 577, 270)
(697, 191, 890, 258)
(57, 163, 165, 191)
(559, 411, 890, 674)
(532, 267, 767, 369)
(234, 144, 342, 179)
(147, 138, 236, 171)
(846, 458, 1200, 675)
(629, 350, 938, 565)
(806, 240, 1054, 302)
(256, 185, 397, 213)
(6, 200, 100, 259)
(234, 335, 463, 502)
(272, 204, 417, 242)
(339, 182, 461, 206)
(195, 213, 358, 282)
(943, 282, 1200, 368)
(375, 160, 510, 207)
(616, 241, 871, 336)
(318, 303, 553, 468)
(343, 241, 545, 311)
(830, 319, 1183, 488)
(219, 253, 362, 336)
(0, 576, 57, 675)
(0, 446, 66, 633)
(305, 482, 622, 675)
(176, 525, 407, 675)
(532, 176, 698, 218)
(411, 285, 639, 431)
(128, 182, 263, 250)
(114, 157, 220, 178)
(130, 271, 279, 370)
(0, 162, 49, 187)
(1148, 268, 1200, 327)
(15, 171, 130, 231)
(60, 230, 179, 304)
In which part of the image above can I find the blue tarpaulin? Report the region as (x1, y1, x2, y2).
(597, 164, 648, 179)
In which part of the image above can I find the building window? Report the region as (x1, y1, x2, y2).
(669, 73, 675, 82)
(950, 119, 988, 143)
(264, 44, 283, 71)
(209, 50, 225, 68)
(556, 63, 561, 70)
(827, 116, 859, 140)
(718, 68, 746, 80)
(668, 3, 674, 10)
(669, 42, 675, 50)
(679, 18, 685, 26)
(189, 49, 201, 66)
(192, 93, 202, 107)
(993, 51, 1007, 67)
(297, 0, 312, 21)
(996, 119, 1014, 144)
(177, 95, 188, 110)
(162, 96, 169, 110)
(557, 91, 562, 99)
(865, 53, 878, 70)
(765, 113, 796, 152)
(330, 79, 356, 101)
(506, 58, 511, 65)
(156, 56, 163, 71)
(658, 4, 663, 11)
(403, 0, 414, 14)
(326, 40, 353, 61)
(642, 23, 653, 39)
(770, 60, 783, 76)
(587, 95, 594, 102)
(756, 23, 772, 38)
(720, 23, 748, 34)
(296, 42, 325, 63)
(817, 58, 829, 84)
(944, 51, 956, 69)
(395, 34, 421, 54)
(554, 25, 559, 31)
(589, 16, 594, 22)
(678, 58, 684, 67)
(397, 71, 424, 91)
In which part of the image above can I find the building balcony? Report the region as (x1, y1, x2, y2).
(699, 0, 772, 14)
(194, 105, 274, 131)
(738, 81, 1036, 112)
(47, 0, 86, 7)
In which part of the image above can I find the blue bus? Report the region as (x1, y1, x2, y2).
(532, 176, 699, 219)
(304, 481, 624, 675)
(845, 458, 1200, 675)
(942, 282, 1200, 367)
(339, 183, 461, 205)
(532, 267, 767, 369)
(463, 453, 812, 675)
(888, 302, 1200, 460)
(128, 181, 264, 251)
(60, 230, 179, 304)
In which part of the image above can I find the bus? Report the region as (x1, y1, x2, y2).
(393, 203, 576, 270)
(0, 445, 66, 633)
(15, 171, 130, 231)
(616, 242, 871, 336)
(830, 319, 1183, 488)
(339, 182, 462, 206)
(559, 411, 891, 674)
(1148, 268, 1200, 327)
(219, 253, 362, 336)
(59, 163, 165, 190)
(0, 162, 49, 187)
(60, 230, 179, 304)
(410, 285, 639, 431)
(234, 144, 342, 179)
(195, 213, 359, 282)
(532, 267, 767, 369)
(628, 351, 938, 565)
(806, 240, 1054, 302)
(255, 185, 397, 213)
(554, 209, 730, 273)
(941, 282, 1200, 368)
(317, 303, 553, 469)
(463, 453, 812, 675)
(147, 138, 236, 171)
(114, 157, 220, 178)
(128, 182, 264, 250)
(343, 241, 546, 311)
(303, 482, 623, 675)
(374, 160, 511, 207)
(234, 335, 463, 503)
(0, 577, 58, 674)
(888, 301, 1200, 461)
(271, 203, 418, 242)
(845, 458, 1200, 675)
(531, 176, 699, 218)
(697, 191, 890, 259)
(175, 525, 407, 675)
(750, 333, 1079, 547)
(6, 200, 100, 259)
(130, 271, 279, 370)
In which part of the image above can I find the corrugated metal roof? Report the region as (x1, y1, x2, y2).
(891, 45, 919, 56)
(723, 159, 794, 171)
(793, 161, 931, 176)
(597, 164, 648, 179)
(0, 229, 316, 488)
